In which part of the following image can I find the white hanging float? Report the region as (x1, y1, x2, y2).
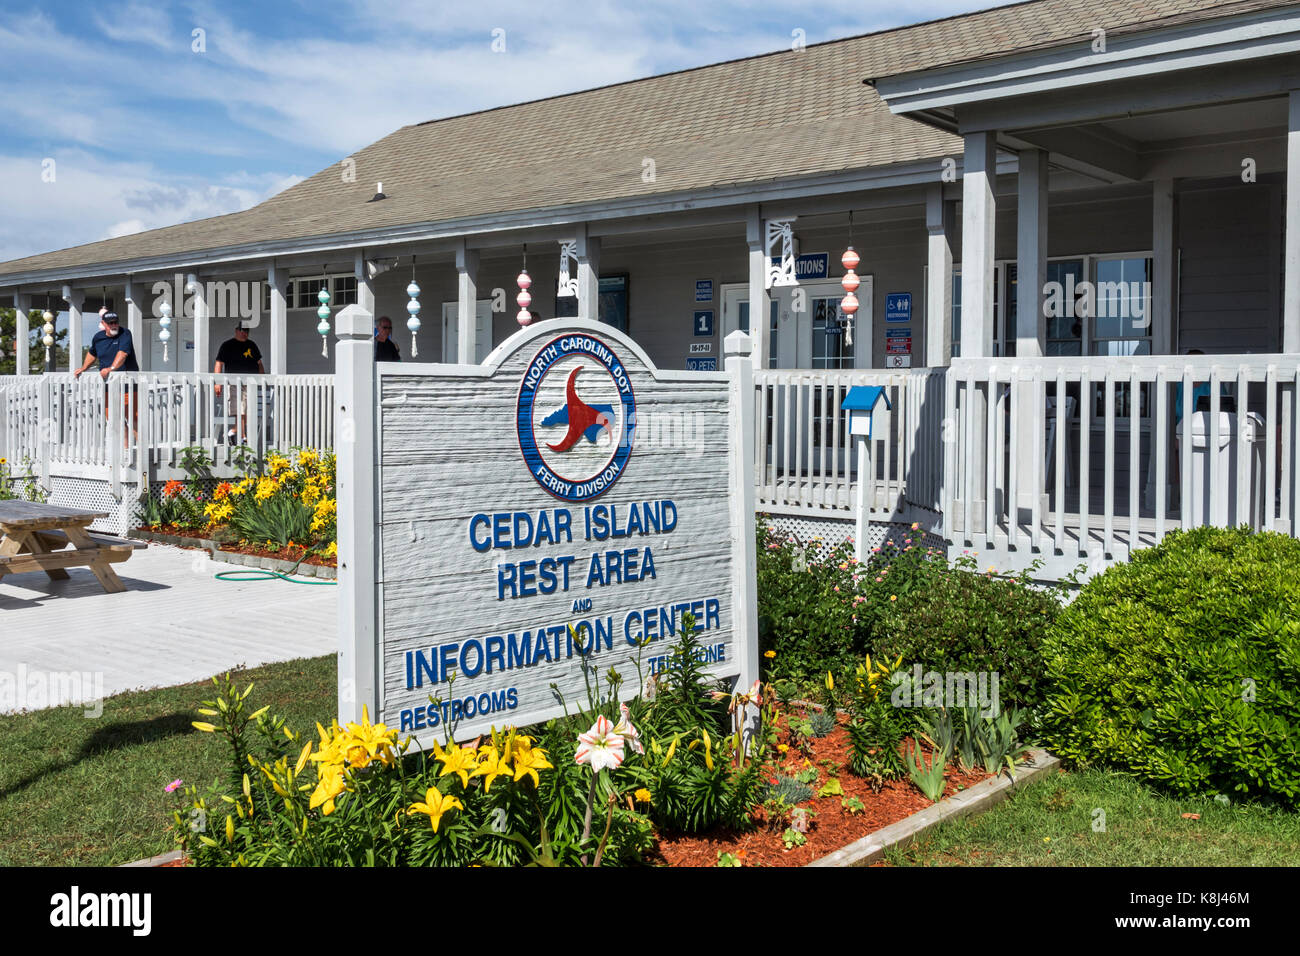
(159, 300, 172, 363)
(317, 286, 331, 358)
(406, 265, 422, 358)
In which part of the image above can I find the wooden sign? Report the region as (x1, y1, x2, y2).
(335, 311, 758, 744)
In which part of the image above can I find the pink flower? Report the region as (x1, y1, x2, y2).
(575, 716, 625, 772)
(164, 779, 183, 793)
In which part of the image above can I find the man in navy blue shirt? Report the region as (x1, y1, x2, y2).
(75, 309, 140, 436)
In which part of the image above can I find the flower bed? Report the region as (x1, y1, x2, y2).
(168, 621, 1029, 867)
(135, 446, 336, 564)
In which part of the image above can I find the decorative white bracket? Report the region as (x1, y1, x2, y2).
(765, 218, 798, 289)
(556, 240, 579, 298)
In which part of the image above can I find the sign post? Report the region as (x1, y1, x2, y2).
(337, 317, 759, 744)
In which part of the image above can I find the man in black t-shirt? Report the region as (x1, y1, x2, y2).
(214, 322, 265, 442)
(374, 315, 401, 362)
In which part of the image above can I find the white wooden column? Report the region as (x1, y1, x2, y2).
(746, 208, 771, 370)
(1016, 148, 1048, 357)
(1015, 148, 1049, 518)
(576, 231, 601, 324)
(961, 131, 997, 531)
(456, 239, 480, 364)
(124, 279, 144, 370)
(334, 302, 379, 724)
(14, 292, 30, 375)
(188, 274, 209, 372)
(62, 285, 84, 374)
(961, 131, 998, 358)
(1286, 90, 1300, 353)
(354, 250, 376, 316)
(1152, 179, 1176, 355)
(925, 185, 955, 368)
(268, 264, 288, 375)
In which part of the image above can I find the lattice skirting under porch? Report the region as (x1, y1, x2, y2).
(46, 475, 142, 536)
(759, 511, 945, 561)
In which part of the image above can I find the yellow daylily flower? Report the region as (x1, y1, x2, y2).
(512, 744, 553, 789)
(473, 747, 512, 792)
(434, 740, 478, 788)
(408, 787, 464, 833)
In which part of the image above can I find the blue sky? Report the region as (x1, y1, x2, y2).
(0, 0, 995, 265)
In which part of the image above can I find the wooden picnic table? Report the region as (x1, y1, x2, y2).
(0, 501, 144, 594)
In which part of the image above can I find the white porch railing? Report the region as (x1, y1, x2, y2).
(945, 355, 1300, 576)
(752, 368, 946, 520)
(1, 372, 335, 495)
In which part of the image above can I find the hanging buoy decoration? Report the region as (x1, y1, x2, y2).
(159, 300, 172, 363)
(42, 309, 55, 366)
(317, 286, 331, 358)
(406, 274, 422, 358)
(840, 245, 860, 348)
(516, 269, 533, 326)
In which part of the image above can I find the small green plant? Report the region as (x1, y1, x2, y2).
(809, 707, 837, 738)
(841, 795, 865, 815)
(794, 764, 819, 786)
(782, 827, 807, 849)
(716, 851, 743, 867)
(762, 772, 813, 806)
(817, 777, 843, 797)
(906, 739, 948, 802)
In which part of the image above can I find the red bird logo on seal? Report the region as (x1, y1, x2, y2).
(544, 366, 614, 453)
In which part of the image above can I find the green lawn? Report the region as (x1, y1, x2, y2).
(885, 767, 1300, 866)
(0, 654, 336, 867)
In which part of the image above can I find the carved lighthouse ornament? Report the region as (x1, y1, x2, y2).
(556, 240, 579, 298)
(765, 218, 798, 289)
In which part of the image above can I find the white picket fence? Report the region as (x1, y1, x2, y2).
(944, 354, 1300, 577)
(1, 372, 335, 496)
(752, 368, 945, 521)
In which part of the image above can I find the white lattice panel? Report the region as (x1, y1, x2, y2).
(762, 513, 944, 561)
(47, 476, 141, 536)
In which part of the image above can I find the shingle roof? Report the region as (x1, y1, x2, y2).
(1, 0, 1290, 283)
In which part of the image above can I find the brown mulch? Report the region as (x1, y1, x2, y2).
(138, 525, 336, 567)
(647, 711, 991, 868)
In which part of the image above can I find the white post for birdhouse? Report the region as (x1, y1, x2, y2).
(841, 385, 891, 565)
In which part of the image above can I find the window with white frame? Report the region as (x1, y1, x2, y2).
(951, 254, 1152, 360)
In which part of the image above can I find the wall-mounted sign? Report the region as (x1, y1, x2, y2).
(693, 310, 714, 337)
(688, 343, 711, 354)
(686, 357, 717, 371)
(886, 355, 912, 368)
(338, 315, 759, 744)
(695, 279, 714, 303)
(885, 292, 911, 323)
(768, 252, 829, 281)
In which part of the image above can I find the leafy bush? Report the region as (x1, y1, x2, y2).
(872, 554, 1063, 716)
(757, 520, 944, 681)
(1041, 527, 1300, 807)
(0, 455, 47, 502)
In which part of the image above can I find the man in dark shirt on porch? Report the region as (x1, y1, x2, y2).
(374, 315, 401, 362)
(214, 322, 264, 442)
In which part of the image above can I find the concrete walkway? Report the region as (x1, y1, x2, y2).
(0, 543, 336, 713)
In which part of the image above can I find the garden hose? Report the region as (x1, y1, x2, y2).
(213, 552, 336, 586)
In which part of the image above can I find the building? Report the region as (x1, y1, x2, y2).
(2, 0, 1299, 578)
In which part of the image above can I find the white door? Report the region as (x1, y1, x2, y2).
(144, 317, 195, 372)
(441, 301, 494, 363)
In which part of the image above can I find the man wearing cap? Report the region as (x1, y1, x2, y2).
(75, 307, 141, 436)
(374, 315, 401, 362)
(214, 322, 265, 442)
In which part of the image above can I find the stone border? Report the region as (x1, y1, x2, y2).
(130, 528, 337, 579)
(119, 848, 184, 868)
(808, 748, 1060, 867)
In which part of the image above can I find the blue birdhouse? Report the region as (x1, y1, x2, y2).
(841, 385, 891, 439)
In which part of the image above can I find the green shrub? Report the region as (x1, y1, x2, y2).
(756, 520, 944, 681)
(872, 555, 1063, 717)
(1041, 527, 1300, 807)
